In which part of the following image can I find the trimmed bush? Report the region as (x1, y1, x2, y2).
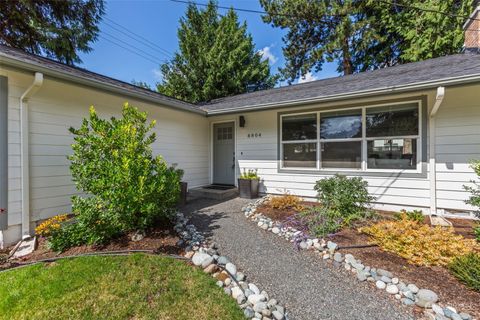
(360, 216, 479, 266)
(49, 103, 181, 251)
(449, 253, 480, 292)
(314, 174, 374, 218)
(299, 206, 343, 238)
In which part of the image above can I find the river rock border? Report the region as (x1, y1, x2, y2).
(242, 196, 473, 320)
(174, 211, 288, 320)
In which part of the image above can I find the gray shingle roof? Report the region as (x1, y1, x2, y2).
(0, 44, 204, 114)
(2, 44, 480, 115)
(202, 53, 480, 112)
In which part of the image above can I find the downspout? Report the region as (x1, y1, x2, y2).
(20, 72, 43, 239)
(429, 86, 445, 215)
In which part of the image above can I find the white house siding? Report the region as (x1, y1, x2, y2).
(209, 86, 480, 214)
(1, 68, 209, 245)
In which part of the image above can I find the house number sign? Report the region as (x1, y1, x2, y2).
(247, 133, 261, 138)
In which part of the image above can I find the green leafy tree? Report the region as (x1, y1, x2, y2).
(157, 1, 277, 103)
(58, 103, 181, 249)
(465, 160, 480, 218)
(260, 0, 474, 83)
(0, 0, 104, 65)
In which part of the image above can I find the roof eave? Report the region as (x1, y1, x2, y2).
(0, 54, 207, 116)
(205, 74, 480, 115)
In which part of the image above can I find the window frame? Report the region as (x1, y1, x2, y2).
(279, 99, 423, 173)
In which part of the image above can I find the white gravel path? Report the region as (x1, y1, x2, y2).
(182, 197, 415, 320)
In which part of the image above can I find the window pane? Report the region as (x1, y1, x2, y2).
(366, 103, 419, 137)
(321, 141, 361, 169)
(282, 114, 317, 141)
(367, 139, 417, 170)
(283, 143, 317, 168)
(320, 109, 362, 139)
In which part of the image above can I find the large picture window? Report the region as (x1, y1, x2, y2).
(280, 102, 422, 171)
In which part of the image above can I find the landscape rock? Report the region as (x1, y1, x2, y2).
(249, 283, 260, 295)
(415, 289, 438, 308)
(231, 286, 243, 300)
(401, 298, 415, 306)
(225, 262, 237, 276)
(217, 256, 230, 265)
(192, 252, 212, 267)
(253, 302, 267, 313)
(272, 310, 285, 320)
(376, 280, 387, 289)
(244, 307, 255, 318)
(248, 294, 266, 305)
(333, 252, 344, 262)
(407, 284, 419, 294)
(377, 268, 393, 278)
(386, 284, 399, 295)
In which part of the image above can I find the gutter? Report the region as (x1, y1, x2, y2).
(429, 87, 445, 215)
(20, 72, 43, 239)
(205, 74, 480, 115)
(0, 55, 206, 116)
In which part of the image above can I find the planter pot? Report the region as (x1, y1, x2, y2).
(238, 178, 259, 199)
(179, 182, 188, 205)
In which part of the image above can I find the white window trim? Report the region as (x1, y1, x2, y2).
(279, 100, 423, 173)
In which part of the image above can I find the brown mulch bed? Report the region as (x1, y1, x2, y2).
(256, 202, 480, 318)
(256, 201, 319, 221)
(0, 224, 182, 270)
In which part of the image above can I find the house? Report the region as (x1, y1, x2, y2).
(1, 13, 480, 247)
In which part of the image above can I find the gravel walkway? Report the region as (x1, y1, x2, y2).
(182, 197, 415, 320)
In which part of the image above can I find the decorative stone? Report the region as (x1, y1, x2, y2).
(224, 287, 231, 296)
(224, 278, 232, 286)
(244, 289, 253, 297)
(184, 251, 195, 259)
(386, 284, 399, 294)
(392, 277, 399, 284)
(357, 271, 367, 282)
(459, 313, 472, 320)
(380, 275, 392, 283)
(327, 241, 338, 252)
(262, 309, 272, 317)
(268, 299, 278, 307)
(244, 307, 255, 319)
(402, 290, 415, 301)
(231, 286, 243, 299)
(407, 284, 419, 294)
(236, 272, 245, 281)
(248, 294, 266, 305)
(332, 252, 343, 262)
(377, 268, 393, 278)
(299, 241, 308, 250)
(272, 227, 280, 234)
(192, 252, 212, 267)
(376, 280, 386, 289)
(253, 302, 267, 313)
(415, 289, 438, 308)
(431, 304, 444, 316)
(203, 264, 217, 274)
(394, 294, 401, 300)
(237, 294, 246, 305)
(217, 256, 230, 265)
(401, 298, 415, 306)
(272, 310, 285, 320)
(249, 283, 260, 295)
(322, 253, 330, 260)
(225, 262, 237, 276)
(216, 280, 224, 287)
(450, 314, 464, 320)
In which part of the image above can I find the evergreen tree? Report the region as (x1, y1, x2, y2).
(260, 0, 475, 83)
(157, 1, 276, 103)
(0, 0, 104, 65)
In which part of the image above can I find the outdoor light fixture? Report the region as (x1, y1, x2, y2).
(239, 115, 246, 127)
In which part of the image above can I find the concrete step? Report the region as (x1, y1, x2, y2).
(189, 186, 238, 200)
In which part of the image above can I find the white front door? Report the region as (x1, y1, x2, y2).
(213, 122, 235, 185)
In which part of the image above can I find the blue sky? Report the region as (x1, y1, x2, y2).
(78, 0, 339, 88)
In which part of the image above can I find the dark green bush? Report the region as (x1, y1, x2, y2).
(49, 103, 181, 251)
(475, 225, 480, 243)
(464, 160, 480, 219)
(449, 253, 480, 292)
(314, 174, 374, 218)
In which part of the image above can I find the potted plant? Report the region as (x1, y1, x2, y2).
(238, 169, 260, 199)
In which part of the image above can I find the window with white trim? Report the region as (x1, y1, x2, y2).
(280, 102, 421, 171)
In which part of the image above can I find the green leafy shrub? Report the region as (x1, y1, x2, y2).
(240, 169, 259, 180)
(464, 160, 480, 218)
(394, 209, 424, 223)
(449, 253, 480, 292)
(314, 174, 375, 218)
(474, 225, 480, 243)
(49, 103, 181, 251)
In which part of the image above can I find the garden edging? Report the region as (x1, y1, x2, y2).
(174, 211, 288, 320)
(242, 196, 473, 320)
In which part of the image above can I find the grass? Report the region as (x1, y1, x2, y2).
(0, 254, 245, 320)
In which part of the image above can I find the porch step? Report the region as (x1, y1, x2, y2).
(188, 185, 238, 200)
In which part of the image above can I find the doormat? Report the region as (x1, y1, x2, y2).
(203, 185, 236, 191)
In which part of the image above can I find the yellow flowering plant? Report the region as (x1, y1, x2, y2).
(35, 214, 69, 237)
(360, 216, 479, 266)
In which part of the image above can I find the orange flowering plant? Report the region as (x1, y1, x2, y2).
(35, 214, 69, 237)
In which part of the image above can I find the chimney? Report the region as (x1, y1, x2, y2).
(464, 1, 480, 53)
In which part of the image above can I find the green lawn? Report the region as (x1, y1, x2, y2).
(0, 254, 244, 320)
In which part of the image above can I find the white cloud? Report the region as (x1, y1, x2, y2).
(152, 68, 163, 81)
(297, 71, 317, 84)
(258, 45, 278, 65)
